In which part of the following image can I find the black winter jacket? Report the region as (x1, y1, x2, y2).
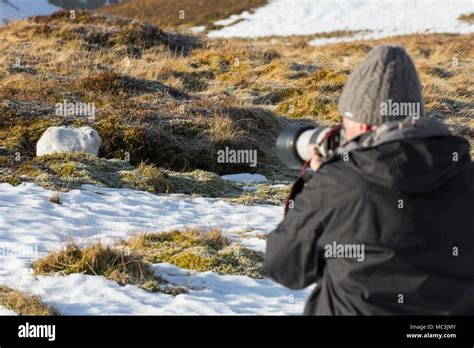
(265, 118, 474, 315)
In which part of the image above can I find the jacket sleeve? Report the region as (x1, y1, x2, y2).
(264, 174, 326, 289)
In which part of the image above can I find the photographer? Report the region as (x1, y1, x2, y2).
(265, 45, 474, 315)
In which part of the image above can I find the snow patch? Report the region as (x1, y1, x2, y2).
(0, 306, 17, 316)
(22, 267, 312, 315)
(208, 0, 474, 44)
(0, 183, 309, 315)
(221, 173, 268, 183)
(190, 26, 206, 33)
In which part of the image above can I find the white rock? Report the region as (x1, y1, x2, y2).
(36, 126, 102, 157)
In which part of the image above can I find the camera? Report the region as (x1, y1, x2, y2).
(275, 124, 343, 170)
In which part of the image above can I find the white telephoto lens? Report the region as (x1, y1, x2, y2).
(295, 129, 317, 161)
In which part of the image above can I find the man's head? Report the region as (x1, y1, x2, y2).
(341, 117, 376, 141)
(338, 45, 424, 141)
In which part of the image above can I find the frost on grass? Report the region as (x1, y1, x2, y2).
(0, 153, 289, 204)
(124, 228, 267, 279)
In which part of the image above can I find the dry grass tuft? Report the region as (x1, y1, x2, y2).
(458, 13, 474, 24)
(124, 227, 266, 278)
(49, 192, 62, 204)
(32, 243, 168, 293)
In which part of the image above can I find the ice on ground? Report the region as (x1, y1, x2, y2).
(220, 173, 268, 183)
(208, 0, 474, 44)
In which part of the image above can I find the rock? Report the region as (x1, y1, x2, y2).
(36, 126, 102, 157)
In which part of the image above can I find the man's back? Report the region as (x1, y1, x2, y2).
(265, 117, 474, 315)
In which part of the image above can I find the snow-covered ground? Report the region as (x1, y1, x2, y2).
(221, 173, 268, 184)
(0, 182, 312, 315)
(0, 306, 17, 315)
(208, 0, 474, 45)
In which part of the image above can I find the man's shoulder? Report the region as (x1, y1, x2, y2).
(299, 158, 369, 212)
(308, 157, 368, 190)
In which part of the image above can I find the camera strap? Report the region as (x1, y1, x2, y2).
(283, 159, 311, 215)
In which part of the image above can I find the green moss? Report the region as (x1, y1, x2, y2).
(170, 252, 214, 271)
(213, 246, 265, 279)
(49, 162, 79, 178)
(16, 163, 42, 178)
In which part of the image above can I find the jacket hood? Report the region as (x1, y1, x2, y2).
(336, 117, 472, 193)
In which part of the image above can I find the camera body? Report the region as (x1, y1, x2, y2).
(276, 124, 343, 170)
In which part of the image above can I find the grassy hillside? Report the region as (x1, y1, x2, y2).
(97, 0, 268, 30)
(0, 9, 472, 195)
(0, 11, 283, 175)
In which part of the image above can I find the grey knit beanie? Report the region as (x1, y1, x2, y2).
(338, 45, 424, 125)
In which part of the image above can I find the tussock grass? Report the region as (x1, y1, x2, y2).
(121, 162, 173, 193)
(49, 192, 62, 204)
(0, 286, 58, 315)
(458, 13, 474, 24)
(205, 114, 246, 144)
(124, 228, 266, 278)
(31, 243, 175, 293)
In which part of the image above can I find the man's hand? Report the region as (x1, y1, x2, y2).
(308, 144, 322, 171)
